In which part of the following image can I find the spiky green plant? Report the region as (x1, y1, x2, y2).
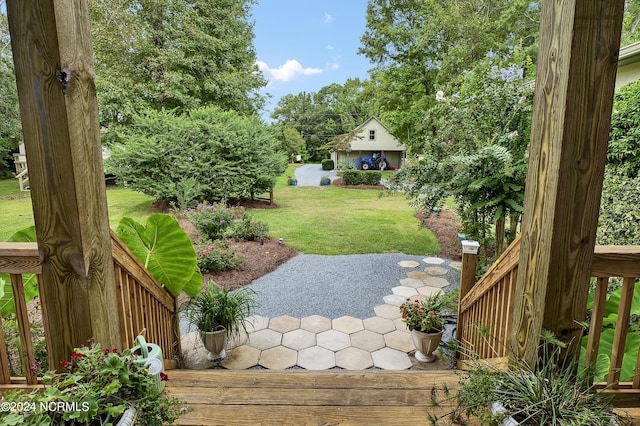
(181, 281, 257, 337)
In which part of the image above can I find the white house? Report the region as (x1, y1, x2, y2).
(330, 116, 406, 170)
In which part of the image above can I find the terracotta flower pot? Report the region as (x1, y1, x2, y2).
(411, 329, 444, 362)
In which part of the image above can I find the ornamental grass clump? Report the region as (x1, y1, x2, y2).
(455, 331, 628, 426)
(400, 294, 447, 333)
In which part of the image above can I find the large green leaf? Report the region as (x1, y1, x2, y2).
(602, 283, 640, 326)
(1, 226, 39, 317)
(116, 214, 199, 297)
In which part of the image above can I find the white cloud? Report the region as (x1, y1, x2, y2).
(327, 45, 334, 51)
(256, 59, 322, 83)
(324, 13, 333, 24)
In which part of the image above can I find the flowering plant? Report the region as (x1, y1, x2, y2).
(400, 294, 447, 333)
(0, 343, 185, 425)
(195, 239, 244, 273)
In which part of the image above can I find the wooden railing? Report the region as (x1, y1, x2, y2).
(457, 235, 520, 361)
(0, 232, 180, 385)
(457, 236, 640, 397)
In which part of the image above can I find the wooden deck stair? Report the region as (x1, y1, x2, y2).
(166, 369, 470, 425)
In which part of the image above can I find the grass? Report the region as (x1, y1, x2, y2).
(0, 179, 155, 241)
(250, 166, 439, 255)
(0, 169, 439, 256)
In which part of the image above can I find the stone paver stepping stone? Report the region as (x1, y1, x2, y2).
(350, 330, 385, 352)
(398, 260, 420, 268)
(423, 277, 450, 288)
(392, 286, 418, 297)
(371, 347, 412, 370)
(332, 316, 364, 334)
(246, 315, 270, 332)
(406, 271, 430, 280)
(220, 345, 260, 370)
(449, 261, 462, 270)
(297, 346, 336, 370)
(317, 329, 351, 351)
(300, 315, 332, 333)
(417, 286, 444, 297)
(269, 315, 300, 333)
(259, 346, 298, 370)
(383, 294, 407, 307)
(393, 317, 406, 331)
(336, 347, 374, 370)
(423, 257, 446, 265)
(399, 277, 425, 288)
(374, 304, 402, 320)
(248, 328, 282, 350)
(282, 329, 316, 351)
(364, 316, 396, 334)
(384, 330, 414, 352)
(424, 266, 449, 276)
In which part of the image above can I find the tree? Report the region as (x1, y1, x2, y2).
(0, 6, 21, 178)
(359, 0, 540, 151)
(89, 0, 265, 130)
(269, 125, 307, 162)
(389, 52, 534, 254)
(271, 78, 376, 161)
(106, 107, 286, 205)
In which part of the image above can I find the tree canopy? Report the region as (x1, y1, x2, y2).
(89, 0, 266, 130)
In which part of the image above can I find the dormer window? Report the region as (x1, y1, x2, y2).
(369, 130, 376, 140)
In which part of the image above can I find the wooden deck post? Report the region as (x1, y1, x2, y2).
(7, 0, 124, 367)
(511, 0, 625, 366)
(456, 240, 479, 344)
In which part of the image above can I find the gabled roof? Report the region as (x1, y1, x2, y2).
(353, 116, 393, 133)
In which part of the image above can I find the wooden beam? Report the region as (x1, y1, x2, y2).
(511, 0, 625, 366)
(7, 0, 123, 367)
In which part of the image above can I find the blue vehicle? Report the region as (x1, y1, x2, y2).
(354, 151, 389, 171)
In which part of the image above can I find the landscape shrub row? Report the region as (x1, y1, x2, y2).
(342, 170, 381, 186)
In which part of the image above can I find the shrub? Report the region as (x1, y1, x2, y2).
(233, 214, 269, 242)
(321, 159, 334, 170)
(341, 170, 382, 185)
(362, 170, 382, 185)
(342, 170, 362, 185)
(608, 80, 640, 178)
(185, 202, 236, 241)
(337, 158, 354, 170)
(195, 239, 244, 273)
(105, 107, 287, 204)
(597, 166, 640, 245)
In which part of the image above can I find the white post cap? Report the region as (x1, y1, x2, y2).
(461, 240, 480, 254)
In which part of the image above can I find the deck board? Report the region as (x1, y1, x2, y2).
(166, 369, 471, 425)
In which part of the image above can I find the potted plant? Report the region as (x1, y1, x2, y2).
(286, 175, 298, 186)
(400, 293, 448, 362)
(182, 281, 257, 360)
(0, 343, 184, 425)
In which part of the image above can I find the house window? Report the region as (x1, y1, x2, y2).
(369, 130, 376, 140)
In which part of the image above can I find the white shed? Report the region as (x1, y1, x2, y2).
(330, 117, 406, 170)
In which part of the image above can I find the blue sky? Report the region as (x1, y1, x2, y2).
(251, 0, 372, 117)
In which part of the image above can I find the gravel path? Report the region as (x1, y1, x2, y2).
(246, 253, 460, 320)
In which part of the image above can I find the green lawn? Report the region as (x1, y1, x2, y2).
(250, 166, 439, 255)
(0, 180, 155, 241)
(0, 171, 439, 255)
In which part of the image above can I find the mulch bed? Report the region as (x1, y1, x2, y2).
(415, 209, 462, 261)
